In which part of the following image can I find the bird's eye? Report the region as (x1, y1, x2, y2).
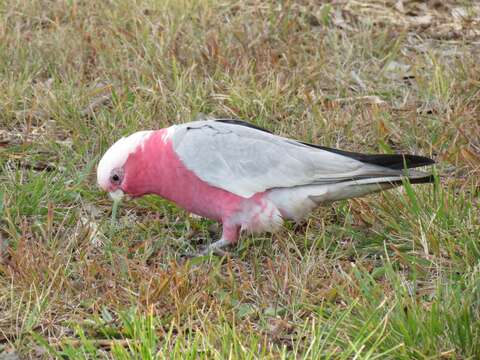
(110, 168, 124, 185)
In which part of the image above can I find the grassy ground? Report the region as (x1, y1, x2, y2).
(1, 0, 479, 358)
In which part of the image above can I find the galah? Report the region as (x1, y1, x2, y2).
(97, 119, 434, 254)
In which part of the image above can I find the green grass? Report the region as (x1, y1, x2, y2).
(1, 0, 480, 358)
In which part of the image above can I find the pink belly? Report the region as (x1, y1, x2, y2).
(159, 163, 244, 222)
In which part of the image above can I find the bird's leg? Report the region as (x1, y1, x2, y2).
(199, 237, 230, 257)
(197, 223, 240, 257)
(180, 223, 240, 259)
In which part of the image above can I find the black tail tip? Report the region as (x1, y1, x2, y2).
(388, 174, 436, 185)
(356, 153, 435, 170)
(402, 154, 435, 168)
(409, 174, 436, 184)
(299, 142, 434, 170)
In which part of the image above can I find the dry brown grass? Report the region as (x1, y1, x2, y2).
(1, 0, 479, 358)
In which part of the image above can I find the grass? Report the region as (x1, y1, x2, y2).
(1, 0, 479, 358)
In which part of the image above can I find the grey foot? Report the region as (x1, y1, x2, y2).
(199, 237, 232, 257)
(181, 238, 231, 258)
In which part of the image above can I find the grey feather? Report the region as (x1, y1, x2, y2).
(171, 120, 421, 198)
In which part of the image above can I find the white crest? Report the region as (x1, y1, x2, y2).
(97, 130, 153, 190)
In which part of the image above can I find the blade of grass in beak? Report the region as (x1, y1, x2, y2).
(111, 198, 120, 227)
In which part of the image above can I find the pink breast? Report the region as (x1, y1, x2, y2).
(122, 130, 245, 222)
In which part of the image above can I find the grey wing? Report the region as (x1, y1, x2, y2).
(171, 120, 397, 198)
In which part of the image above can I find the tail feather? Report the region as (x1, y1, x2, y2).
(300, 142, 435, 170)
(213, 119, 435, 170)
(307, 173, 433, 205)
(386, 174, 435, 185)
(356, 153, 434, 169)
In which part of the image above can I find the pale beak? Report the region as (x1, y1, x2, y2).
(109, 189, 124, 225)
(109, 189, 124, 202)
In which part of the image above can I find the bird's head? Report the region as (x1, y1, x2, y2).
(97, 131, 152, 201)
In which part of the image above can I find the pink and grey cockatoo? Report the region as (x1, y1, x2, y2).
(97, 119, 434, 254)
